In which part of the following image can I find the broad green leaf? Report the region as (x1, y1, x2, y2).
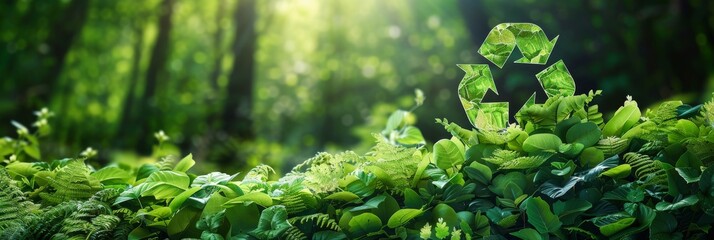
(396, 126, 426, 145)
(554, 117, 581, 140)
(225, 204, 260, 234)
(655, 195, 699, 211)
(350, 195, 386, 212)
(600, 164, 631, 179)
(503, 182, 523, 200)
(167, 206, 201, 237)
(603, 104, 640, 137)
(223, 191, 273, 208)
(553, 199, 592, 225)
(387, 209, 424, 228)
(579, 147, 604, 168)
(168, 186, 202, 211)
(6, 162, 41, 178)
(141, 171, 190, 200)
(525, 197, 562, 233)
(522, 133, 562, 153)
(485, 208, 520, 228)
(433, 203, 459, 226)
(115, 183, 150, 205)
(348, 213, 382, 236)
(325, 191, 361, 202)
(173, 154, 195, 172)
(510, 228, 543, 240)
(403, 188, 424, 209)
(489, 172, 527, 197)
(191, 172, 237, 187)
(91, 166, 132, 184)
(700, 166, 714, 196)
(473, 211, 491, 237)
(599, 217, 636, 236)
(463, 161, 492, 184)
(433, 139, 465, 169)
(566, 122, 601, 147)
(649, 213, 678, 239)
(249, 205, 291, 239)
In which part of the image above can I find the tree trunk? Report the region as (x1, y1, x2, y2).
(221, 0, 257, 140)
(116, 22, 145, 148)
(136, 0, 175, 153)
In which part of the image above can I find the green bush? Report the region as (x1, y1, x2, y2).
(2, 23, 714, 240)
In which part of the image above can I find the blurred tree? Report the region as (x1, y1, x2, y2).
(136, 0, 175, 153)
(221, 0, 257, 141)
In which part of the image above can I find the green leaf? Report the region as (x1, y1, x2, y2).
(655, 195, 699, 211)
(599, 217, 636, 236)
(650, 213, 678, 238)
(553, 199, 592, 225)
(174, 154, 195, 172)
(191, 172, 238, 188)
(387, 209, 424, 228)
(600, 164, 631, 179)
(348, 213, 382, 236)
(503, 182, 524, 200)
(433, 203, 459, 227)
(603, 104, 640, 137)
(510, 228, 543, 240)
(325, 191, 361, 202)
(141, 171, 190, 200)
(525, 197, 562, 234)
(397, 126, 426, 145)
(6, 162, 41, 178)
(23, 144, 41, 160)
(579, 147, 604, 168)
(249, 205, 291, 239)
(700, 166, 714, 196)
(350, 195, 386, 212)
(433, 139, 465, 169)
(522, 133, 562, 153)
(566, 122, 601, 147)
(91, 166, 132, 184)
(167, 206, 202, 237)
(223, 191, 273, 208)
(464, 161, 492, 185)
(403, 188, 424, 209)
(168, 186, 202, 211)
(489, 172, 527, 197)
(115, 183, 150, 205)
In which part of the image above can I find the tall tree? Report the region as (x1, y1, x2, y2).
(136, 0, 176, 153)
(116, 17, 146, 148)
(221, 0, 257, 140)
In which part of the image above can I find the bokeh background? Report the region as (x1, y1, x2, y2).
(2, 0, 713, 173)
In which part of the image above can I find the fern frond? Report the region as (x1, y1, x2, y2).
(483, 149, 521, 165)
(283, 226, 308, 240)
(365, 138, 420, 188)
(586, 104, 604, 126)
(289, 213, 341, 232)
(244, 164, 275, 182)
(39, 160, 102, 205)
(280, 191, 316, 215)
(23, 201, 81, 239)
(0, 167, 37, 229)
(637, 141, 665, 155)
(156, 155, 176, 171)
(624, 153, 667, 188)
(595, 137, 629, 157)
(498, 154, 553, 170)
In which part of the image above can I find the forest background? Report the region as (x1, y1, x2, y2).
(2, 0, 713, 174)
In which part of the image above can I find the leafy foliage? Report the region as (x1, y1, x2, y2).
(2, 22, 714, 240)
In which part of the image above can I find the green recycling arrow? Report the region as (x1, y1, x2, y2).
(478, 23, 559, 68)
(458, 23, 576, 129)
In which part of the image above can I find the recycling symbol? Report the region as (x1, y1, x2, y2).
(458, 23, 576, 129)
